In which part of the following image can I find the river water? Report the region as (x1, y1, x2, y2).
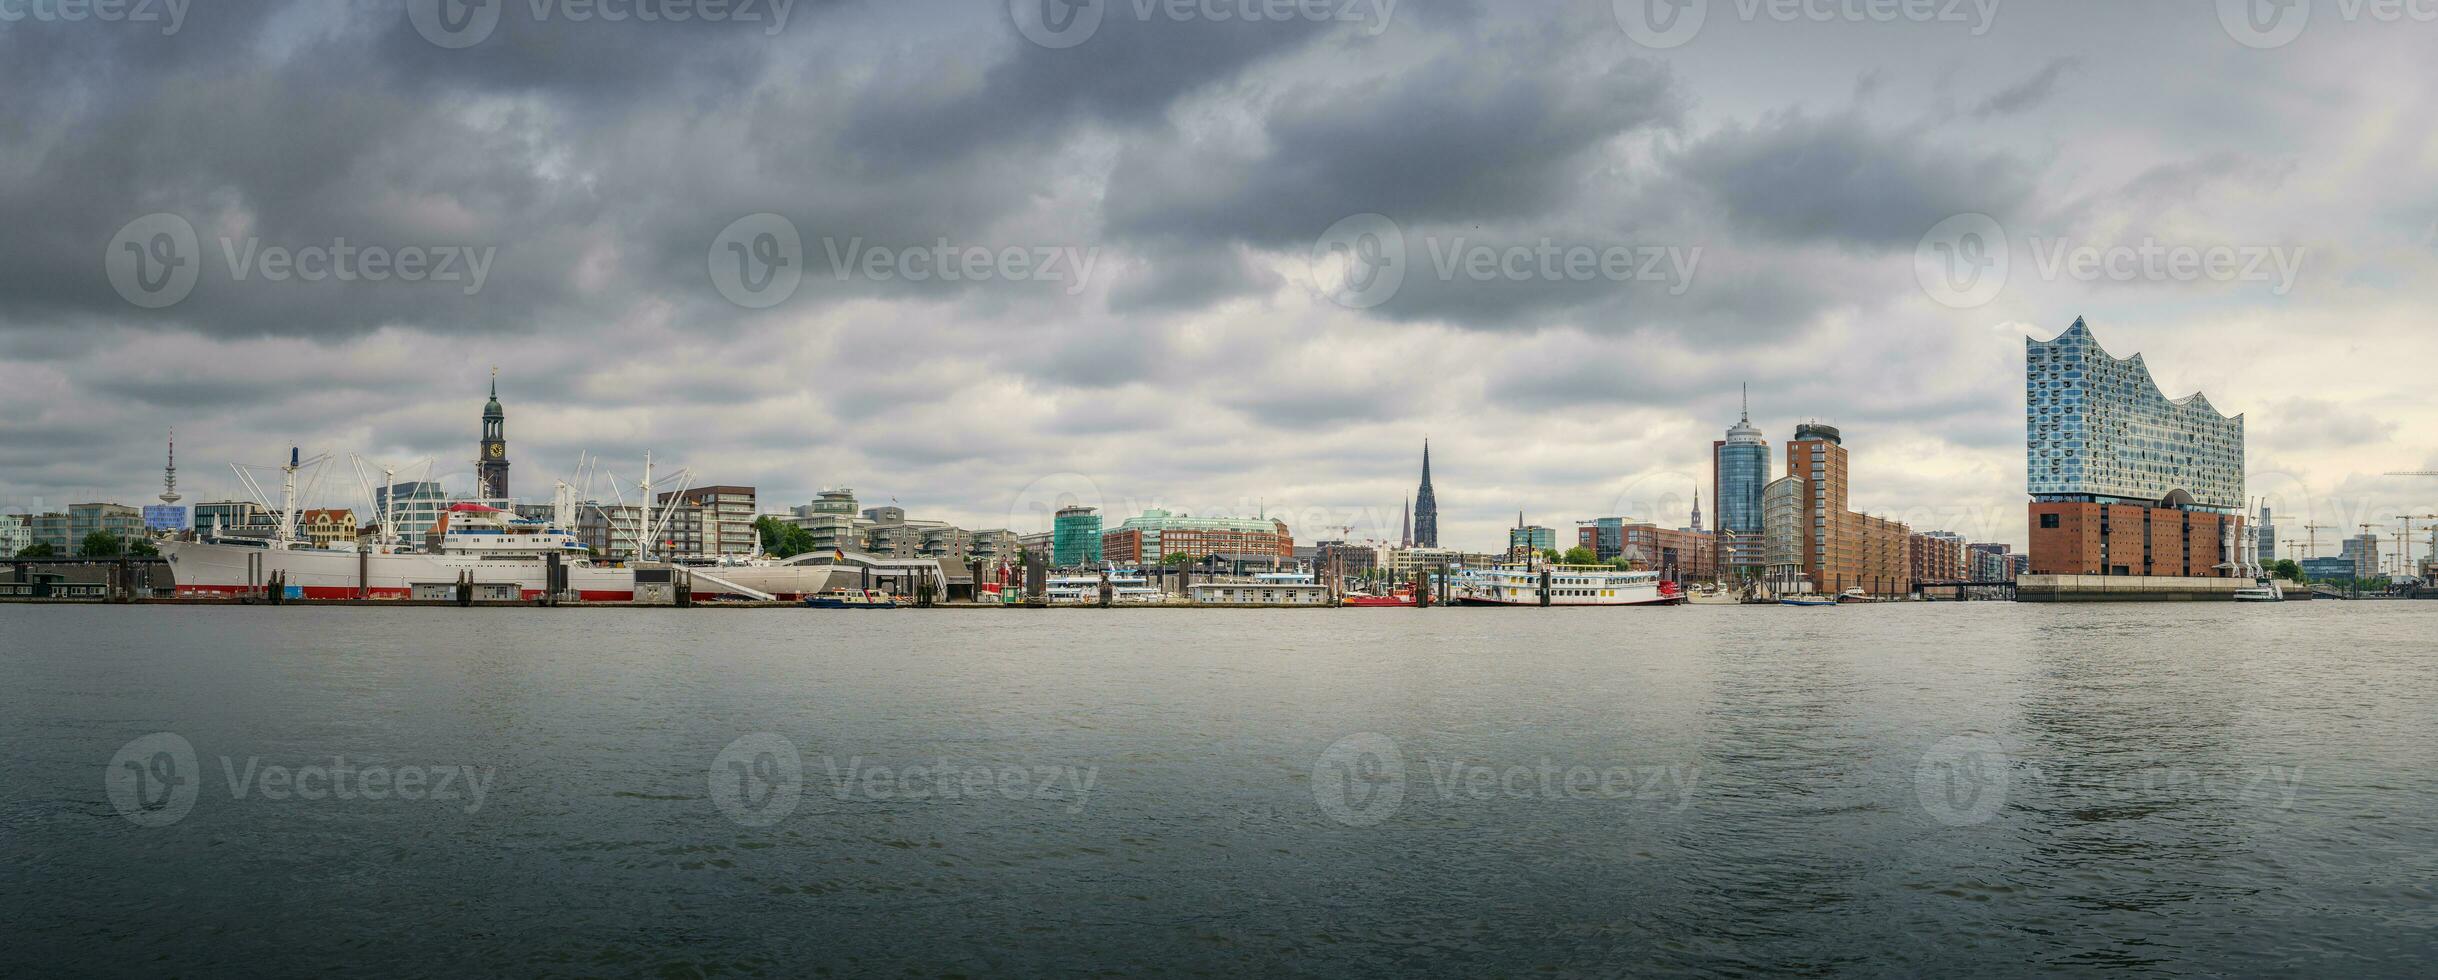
(3, 602, 2432, 976)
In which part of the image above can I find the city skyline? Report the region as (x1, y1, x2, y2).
(2, 3, 2435, 553)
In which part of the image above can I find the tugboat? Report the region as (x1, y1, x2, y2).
(804, 588, 897, 609)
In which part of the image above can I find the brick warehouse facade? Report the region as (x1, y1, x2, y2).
(2028, 500, 2241, 577)
(1908, 532, 1967, 585)
(1100, 510, 1293, 568)
(1786, 423, 1912, 596)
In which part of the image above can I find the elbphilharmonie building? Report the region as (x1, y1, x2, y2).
(2026, 317, 2244, 513)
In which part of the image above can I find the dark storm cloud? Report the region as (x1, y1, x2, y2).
(1670, 110, 2035, 248)
(1103, 39, 1682, 248)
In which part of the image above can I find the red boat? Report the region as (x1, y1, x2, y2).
(1341, 589, 1418, 607)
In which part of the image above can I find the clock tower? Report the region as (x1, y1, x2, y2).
(477, 368, 510, 501)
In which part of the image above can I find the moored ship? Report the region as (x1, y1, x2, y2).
(1451, 564, 1684, 606)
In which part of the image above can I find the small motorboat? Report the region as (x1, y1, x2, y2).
(2233, 579, 2284, 602)
(1834, 588, 1883, 604)
(1341, 588, 1417, 607)
(804, 588, 897, 609)
(1777, 596, 1838, 607)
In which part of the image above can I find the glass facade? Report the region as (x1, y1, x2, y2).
(2026, 318, 2244, 512)
(1052, 506, 1102, 567)
(1508, 525, 1555, 556)
(1760, 476, 1806, 591)
(1714, 408, 1771, 573)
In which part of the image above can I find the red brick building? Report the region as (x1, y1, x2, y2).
(2027, 499, 2242, 577)
(1908, 532, 1967, 585)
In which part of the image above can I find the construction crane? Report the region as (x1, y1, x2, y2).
(2294, 523, 2336, 559)
(2397, 515, 2438, 574)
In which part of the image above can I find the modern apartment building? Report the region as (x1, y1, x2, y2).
(2025, 318, 2247, 577)
(660, 486, 758, 556)
(65, 503, 144, 555)
(782, 488, 865, 555)
(1760, 476, 1806, 593)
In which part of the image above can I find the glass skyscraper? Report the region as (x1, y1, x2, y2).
(2026, 318, 2244, 512)
(1712, 388, 1771, 574)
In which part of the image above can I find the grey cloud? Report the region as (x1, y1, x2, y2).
(1670, 110, 2036, 249)
(1973, 57, 2080, 118)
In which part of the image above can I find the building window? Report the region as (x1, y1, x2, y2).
(2040, 514, 2060, 529)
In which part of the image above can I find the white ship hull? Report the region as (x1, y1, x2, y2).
(157, 539, 861, 602)
(1452, 565, 1685, 606)
(161, 539, 643, 601)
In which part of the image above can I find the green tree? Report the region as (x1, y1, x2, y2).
(15, 541, 57, 558)
(1161, 551, 1198, 567)
(2271, 558, 2301, 582)
(753, 516, 816, 558)
(128, 538, 160, 557)
(1560, 546, 1597, 565)
(79, 531, 123, 557)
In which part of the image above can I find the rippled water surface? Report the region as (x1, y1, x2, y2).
(4, 602, 2434, 976)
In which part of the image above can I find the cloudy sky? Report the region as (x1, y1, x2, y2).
(3, 0, 2433, 553)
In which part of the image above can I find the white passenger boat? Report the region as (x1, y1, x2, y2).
(1450, 564, 1685, 606)
(1043, 573, 1168, 604)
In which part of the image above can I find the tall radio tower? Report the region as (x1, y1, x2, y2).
(159, 429, 182, 505)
